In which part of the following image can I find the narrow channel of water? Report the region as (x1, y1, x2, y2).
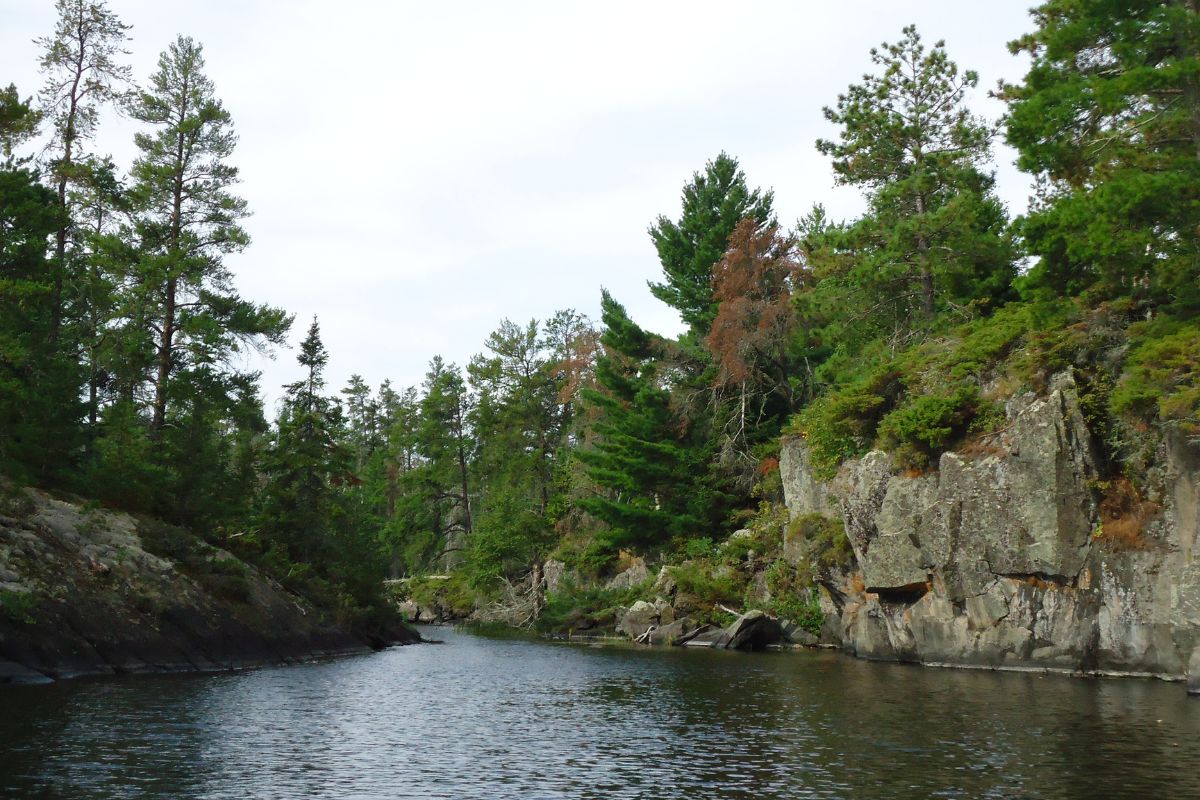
(2, 627, 1198, 799)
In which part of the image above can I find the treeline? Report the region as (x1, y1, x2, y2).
(3, 2, 1198, 613)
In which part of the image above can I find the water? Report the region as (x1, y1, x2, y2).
(2, 628, 1199, 799)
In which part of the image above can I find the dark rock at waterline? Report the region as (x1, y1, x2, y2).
(781, 619, 819, 646)
(1190, 645, 1200, 696)
(642, 617, 695, 646)
(724, 610, 784, 650)
(0, 485, 419, 684)
(675, 611, 784, 650)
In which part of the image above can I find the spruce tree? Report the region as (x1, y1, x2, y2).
(259, 319, 350, 564)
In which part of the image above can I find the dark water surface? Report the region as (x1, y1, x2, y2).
(3, 627, 1199, 799)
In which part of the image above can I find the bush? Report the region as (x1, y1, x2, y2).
(1111, 319, 1200, 440)
(787, 513, 853, 583)
(537, 580, 648, 633)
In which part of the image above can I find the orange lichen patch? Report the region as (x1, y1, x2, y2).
(1095, 477, 1160, 552)
(958, 433, 1007, 458)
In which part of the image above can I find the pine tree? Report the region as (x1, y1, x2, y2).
(127, 35, 290, 440)
(36, 0, 132, 341)
(648, 153, 774, 336)
(817, 26, 1013, 340)
(1003, 1, 1200, 311)
(577, 291, 704, 557)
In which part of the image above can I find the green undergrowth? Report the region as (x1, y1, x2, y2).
(537, 580, 650, 633)
(397, 573, 477, 619)
(789, 299, 1198, 478)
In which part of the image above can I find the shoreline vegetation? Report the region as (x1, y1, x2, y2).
(3, 3, 1199, 685)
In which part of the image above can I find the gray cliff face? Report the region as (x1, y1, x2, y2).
(781, 374, 1200, 679)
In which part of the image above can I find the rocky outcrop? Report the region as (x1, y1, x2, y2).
(782, 373, 1200, 681)
(0, 486, 418, 684)
(678, 610, 785, 650)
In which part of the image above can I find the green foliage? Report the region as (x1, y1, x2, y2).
(404, 574, 476, 619)
(1003, 0, 1200, 312)
(877, 387, 980, 470)
(682, 537, 717, 560)
(537, 580, 648, 633)
(788, 514, 854, 582)
(1112, 319, 1200, 440)
(647, 152, 774, 336)
(0, 590, 38, 624)
(577, 291, 707, 554)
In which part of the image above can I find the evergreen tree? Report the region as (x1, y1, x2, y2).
(1003, 0, 1200, 311)
(36, 0, 132, 341)
(816, 26, 1013, 342)
(0, 163, 82, 483)
(416, 357, 474, 568)
(0, 84, 41, 162)
(577, 291, 705, 558)
(259, 319, 350, 564)
(648, 153, 774, 336)
(127, 35, 290, 439)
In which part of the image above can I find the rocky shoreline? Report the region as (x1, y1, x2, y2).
(0, 486, 419, 685)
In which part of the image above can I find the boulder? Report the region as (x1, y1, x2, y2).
(724, 610, 784, 650)
(678, 611, 785, 650)
(616, 597, 673, 639)
(677, 625, 723, 648)
(781, 620, 819, 646)
(644, 617, 695, 646)
(605, 558, 649, 591)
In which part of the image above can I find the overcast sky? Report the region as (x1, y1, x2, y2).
(3, 1, 1036, 411)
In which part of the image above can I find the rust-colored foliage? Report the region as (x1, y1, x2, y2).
(706, 219, 805, 393)
(1096, 477, 1160, 551)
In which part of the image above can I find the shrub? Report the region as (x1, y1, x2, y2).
(1111, 319, 1200, 440)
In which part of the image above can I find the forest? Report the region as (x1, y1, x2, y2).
(2, 0, 1198, 629)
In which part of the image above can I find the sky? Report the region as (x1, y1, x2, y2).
(3, 1, 1037, 412)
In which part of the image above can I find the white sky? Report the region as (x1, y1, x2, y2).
(3, 1, 1035, 411)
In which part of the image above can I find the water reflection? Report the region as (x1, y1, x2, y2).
(2, 629, 1198, 799)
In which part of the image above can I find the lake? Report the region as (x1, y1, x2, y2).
(2, 627, 1199, 799)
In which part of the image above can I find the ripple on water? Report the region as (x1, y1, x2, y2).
(2, 628, 1200, 799)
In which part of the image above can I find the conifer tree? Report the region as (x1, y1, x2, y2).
(1003, 0, 1200, 311)
(648, 153, 774, 336)
(127, 35, 290, 440)
(817, 26, 1013, 341)
(577, 291, 704, 557)
(36, 0, 132, 341)
(259, 319, 349, 564)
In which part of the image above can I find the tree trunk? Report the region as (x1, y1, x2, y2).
(152, 277, 176, 436)
(529, 559, 544, 623)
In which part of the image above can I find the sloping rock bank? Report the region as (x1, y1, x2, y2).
(782, 374, 1200, 685)
(0, 486, 419, 684)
